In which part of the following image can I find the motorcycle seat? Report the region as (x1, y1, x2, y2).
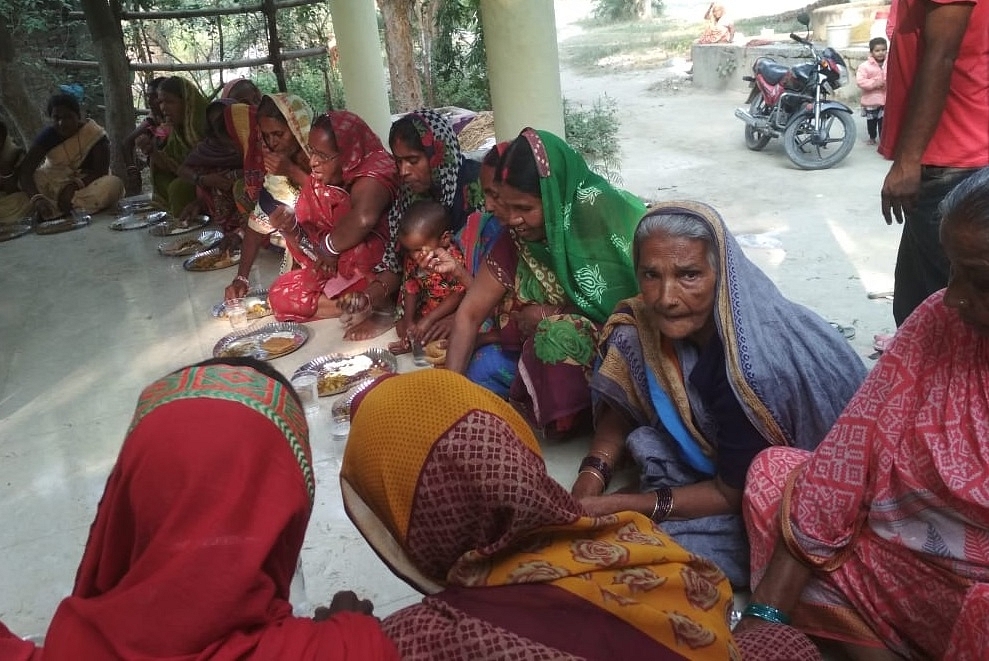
(754, 58, 790, 85)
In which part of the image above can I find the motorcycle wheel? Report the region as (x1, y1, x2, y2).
(744, 91, 771, 151)
(782, 108, 856, 170)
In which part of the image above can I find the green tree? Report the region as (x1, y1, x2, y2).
(430, 0, 489, 110)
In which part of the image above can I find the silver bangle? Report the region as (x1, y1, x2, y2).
(324, 234, 340, 255)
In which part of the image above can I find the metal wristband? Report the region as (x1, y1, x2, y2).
(579, 455, 612, 488)
(742, 603, 792, 626)
(324, 234, 340, 255)
(650, 486, 673, 522)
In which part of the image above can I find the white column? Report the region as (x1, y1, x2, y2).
(479, 0, 565, 141)
(327, 0, 393, 143)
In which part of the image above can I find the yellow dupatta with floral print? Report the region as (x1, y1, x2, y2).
(342, 369, 738, 659)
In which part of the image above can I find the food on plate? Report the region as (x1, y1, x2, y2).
(260, 335, 296, 355)
(317, 371, 349, 396)
(423, 339, 448, 367)
(249, 302, 269, 316)
(219, 343, 254, 358)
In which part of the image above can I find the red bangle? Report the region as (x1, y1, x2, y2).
(579, 455, 612, 488)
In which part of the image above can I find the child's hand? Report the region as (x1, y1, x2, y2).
(416, 246, 457, 275)
(396, 317, 412, 341)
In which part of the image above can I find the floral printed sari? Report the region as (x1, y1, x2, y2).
(482, 128, 644, 432)
(341, 369, 739, 661)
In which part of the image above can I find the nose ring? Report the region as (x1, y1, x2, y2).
(959, 298, 968, 307)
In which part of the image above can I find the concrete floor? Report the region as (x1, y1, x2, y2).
(0, 214, 597, 636)
(0, 70, 899, 643)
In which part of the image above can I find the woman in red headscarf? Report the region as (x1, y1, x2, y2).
(267, 111, 398, 322)
(0, 358, 398, 661)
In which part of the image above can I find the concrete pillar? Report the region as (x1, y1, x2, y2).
(327, 0, 392, 143)
(479, 0, 565, 141)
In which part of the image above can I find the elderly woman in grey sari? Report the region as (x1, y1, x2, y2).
(575, 201, 867, 587)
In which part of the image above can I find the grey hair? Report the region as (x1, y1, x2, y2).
(939, 166, 989, 231)
(633, 211, 718, 271)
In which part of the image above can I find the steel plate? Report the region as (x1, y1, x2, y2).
(183, 247, 241, 271)
(212, 322, 309, 361)
(293, 348, 398, 397)
(158, 229, 224, 257)
(211, 288, 272, 320)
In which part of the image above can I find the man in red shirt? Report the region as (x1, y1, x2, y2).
(879, 0, 989, 326)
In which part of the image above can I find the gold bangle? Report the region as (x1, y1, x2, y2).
(578, 469, 606, 488)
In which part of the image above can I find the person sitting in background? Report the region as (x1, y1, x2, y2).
(151, 76, 207, 217)
(340, 369, 740, 660)
(445, 127, 644, 437)
(121, 77, 168, 196)
(0, 357, 399, 660)
(176, 99, 249, 237)
(575, 202, 866, 587)
(220, 77, 263, 106)
(697, 3, 735, 44)
(342, 109, 485, 342)
(393, 199, 467, 352)
(265, 110, 398, 322)
(0, 120, 31, 225)
(18, 93, 123, 220)
(738, 167, 989, 659)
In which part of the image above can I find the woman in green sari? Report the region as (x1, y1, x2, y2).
(445, 128, 646, 436)
(152, 76, 208, 217)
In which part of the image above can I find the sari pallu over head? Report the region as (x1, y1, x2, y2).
(595, 201, 868, 468)
(161, 78, 208, 165)
(249, 94, 313, 235)
(291, 111, 399, 285)
(341, 369, 738, 660)
(510, 128, 644, 325)
(381, 108, 482, 273)
(0, 363, 398, 660)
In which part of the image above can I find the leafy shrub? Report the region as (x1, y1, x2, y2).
(563, 95, 622, 184)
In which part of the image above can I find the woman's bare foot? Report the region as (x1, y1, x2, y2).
(344, 310, 396, 341)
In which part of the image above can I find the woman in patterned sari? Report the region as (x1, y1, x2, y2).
(445, 128, 645, 437)
(151, 77, 208, 217)
(575, 202, 866, 588)
(343, 108, 485, 341)
(18, 93, 124, 220)
(0, 357, 398, 660)
(266, 110, 398, 322)
(738, 168, 989, 659)
(177, 99, 250, 235)
(225, 93, 312, 301)
(340, 369, 739, 660)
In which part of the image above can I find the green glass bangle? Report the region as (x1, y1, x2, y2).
(742, 602, 791, 626)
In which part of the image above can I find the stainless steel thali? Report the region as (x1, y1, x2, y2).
(158, 229, 224, 257)
(111, 210, 167, 231)
(211, 288, 272, 320)
(0, 221, 32, 242)
(183, 247, 240, 271)
(148, 214, 210, 236)
(118, 193, 153, 213)
(213, 322, 309, 361)
(293, 347, 398, 397)
(35, 215, 91, 235)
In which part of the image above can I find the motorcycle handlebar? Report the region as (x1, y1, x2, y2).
(789, 32, 810, 45)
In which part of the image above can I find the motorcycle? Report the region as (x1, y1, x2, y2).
(734, 14, 856, 170)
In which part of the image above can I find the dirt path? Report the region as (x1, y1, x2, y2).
(558, 58, 899, 358)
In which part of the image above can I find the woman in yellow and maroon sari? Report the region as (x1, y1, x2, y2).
(341, 369, 741, 660)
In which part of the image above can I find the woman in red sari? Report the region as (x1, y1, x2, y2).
(0, 358, 398, 661)
(738, 167, 989, 659)
(267, 111, 398, 322)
